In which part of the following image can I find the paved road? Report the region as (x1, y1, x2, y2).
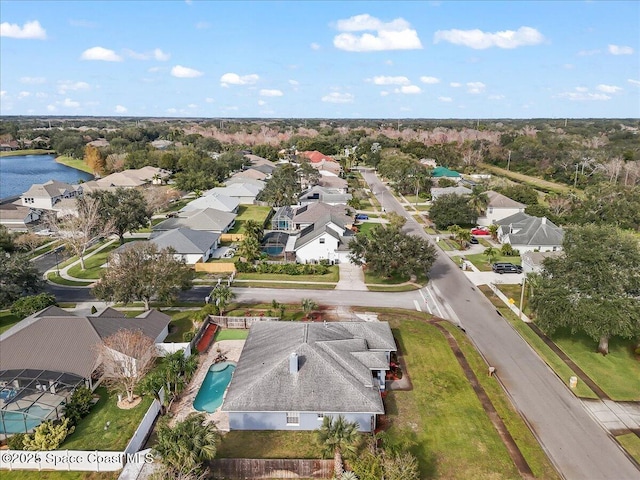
(360, 169, 639, 480)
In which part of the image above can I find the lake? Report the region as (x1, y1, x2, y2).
(0, 154, 93, 201)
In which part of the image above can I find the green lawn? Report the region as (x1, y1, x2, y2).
(462, 252, 522, 271)
(216, 431, 322, 458)
(616, 434, 640, 464)
(367, 283, 422, 292)
(67, 242, 120, 279)
(233, 281, 336, 290)
(364, 270, 427, 286)
(2, 471, 116, 480)
(479, 162, 576, 196)
(228, 205, 272, 233)
(551, 329, 640, 401)
(0, 310, 21, 334)
(164, 310, 196, 342)
(354, 221, 377, 237)
(235, 265, 339, 283)
(47, 272, 95, 287)
(378, 311, 551, 479)
(62, 387, 153, 451)
(479, 286, 598, 399)
(0, 149, 55, 157)
(215, 329, 249, 341)
(55, 155, 94, 174)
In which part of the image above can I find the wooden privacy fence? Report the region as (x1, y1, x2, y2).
(208, 315, 280, 329)
(210, 459, 333, 479)
(221, 233, 246, 242)
(194, 262, 236, 273)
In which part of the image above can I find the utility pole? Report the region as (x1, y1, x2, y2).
(519, 276, 526, 320)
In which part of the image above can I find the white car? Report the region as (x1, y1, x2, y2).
(35, 229, 53, 236)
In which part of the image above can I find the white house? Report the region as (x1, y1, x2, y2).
(0, 203, 40, 232)
(521, 251, 563, 274)
(299, 186, 352, 206)
(285, 217, 354, 264)
(205, 183, 263, 205)
(477, 191, 526, 226)
(21, 180, 83, 210)
(496, 213, 564, 253)
(149, 228, 221, 264)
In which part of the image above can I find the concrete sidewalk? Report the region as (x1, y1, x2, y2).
(335, 262, 368, 291)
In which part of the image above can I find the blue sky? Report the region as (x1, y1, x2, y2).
(1, 0, 639, 119)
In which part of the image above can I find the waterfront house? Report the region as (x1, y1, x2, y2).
(0, 203, 40, 232)
(21, 180, 82, 210)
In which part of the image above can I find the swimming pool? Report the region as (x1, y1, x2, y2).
(193, 362, 235, 413)
(262, 245, 284, 256)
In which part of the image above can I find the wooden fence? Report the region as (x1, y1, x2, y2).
(208, 315, 279, 329)
(220, 233, 246, 242)
(194, 262, 236, 273)
(210, 459, 333, 479)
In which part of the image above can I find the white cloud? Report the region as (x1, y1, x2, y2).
(467, 81, 486, 94)
(395, 85, 421, 94)
(260, 89, 283, 97)
(608, 44, 634, 55)
(35, 92, 47, 98)
(288, 79, 299, 86)
(62, 98, 80, 108)
(420, 76, 440, 84)
(81, 46, 122, 62)
(18, 91, 30, 99)
(171, 65, 203, 78)
(333, 14, 422, 52)
(20, 76, 46, 84)
(0, 91, 6, 98)
(488, 94, 505, 100)
(115, 105, 127, 113)
(575, 86, 588, 92)
(578, 49, 601, 56)
(434, 26, 544, 49)
(380, 91, 390, 96)
(438, 96, 453, 102)
(450, 82, 461, 87)
(596, 84, 622, 93)
(628, 79, 640, 87)
(57, 81, 90, 94)
(321, 92, 354, 103)
(167, 108, 177, 114)
(556, 91, 611, 101)
(1, 20, 47, 39)
(258, 99, 267, 106)
(310, 42, 321, 50)
(385, 59, 394, 65)
(370, 76, 410, 85)
(46, 104, 56, 112)
(563, 63, 574, 69)
(220, 72, 259, 86)
(188, 104, 197, 109)
(154, 48, 170, 61)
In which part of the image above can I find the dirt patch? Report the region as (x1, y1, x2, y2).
(117, 395, 142, 409)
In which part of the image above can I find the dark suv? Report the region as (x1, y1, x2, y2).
(492, 262, 523, 274)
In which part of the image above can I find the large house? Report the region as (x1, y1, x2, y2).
(430, 185, 472, 200)
(205, 183, 263, 205)
(477, 191, 526, 226)
(521, 250, 563, 274)
(299, 186, 352, 206)
(181, 193, 240, 214)
(21, 180, 83, 210)
(83, 166, 170, 191)
(149, 228, 221, 264)
(285, 216, 355, 264)
(0, 306, 170, 436)
(0, 203, 40, 232)
(272, 202, 353, 232)
(496, 213, 564, 253)
(221, 321, 396, 432)
(153, 208, 236, 234)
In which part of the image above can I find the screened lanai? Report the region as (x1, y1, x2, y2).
(0, 369, 84, 438)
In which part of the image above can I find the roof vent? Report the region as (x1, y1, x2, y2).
(289, 352, 299, 374)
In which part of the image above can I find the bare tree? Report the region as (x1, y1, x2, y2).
(97, 329, 157, 404)
(45, 196, 115, 270)
(144, 187, 182, 216)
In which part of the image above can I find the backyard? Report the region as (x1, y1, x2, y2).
(228, 205, 272, 234)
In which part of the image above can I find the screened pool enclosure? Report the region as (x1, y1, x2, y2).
(0, 369, 85, 438)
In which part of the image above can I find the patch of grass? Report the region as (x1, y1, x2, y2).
(0, 310, 21, 334)
(232, 281, 336, 290)
(2, 471, 116, 480)
(216, 329, 249, 341)
(478, 286, 598, 399)
(551, 329, 640, 401)
(616, 433, 640, 464)
(0, 149, 56, 157)
(366, 283, 422, 292)
(228, 205, 272, 233)
(216, 431, 322, 459)
(364, 271, 409, 285)
(235, 266, 339, 283)
(442, 322, 560, 479)
(67, 242, 120, 280)
(165, 310, 196, 342)
(62, 387, 153, 451)
(384, 318, 522, 479)
(47, 272, 94, 287)
(479, 162, 577, 196)
(354, 221, 377, 237)
(464, 252, 521, 271)
(55, 155, 94, 174)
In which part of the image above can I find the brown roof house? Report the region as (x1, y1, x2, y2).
(0, 306, 170, 436)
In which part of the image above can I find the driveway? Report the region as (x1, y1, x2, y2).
(335, 262, 367, 291)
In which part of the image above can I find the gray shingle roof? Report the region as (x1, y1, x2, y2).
(497, 213, 564, 247)
(293, 219, 354, 251)
(292, 202, 352, 227)
(88, 309, 170, 341)
(222, 322, 396, 414)
(149, 228, 220, 254)
(182, 193, 239, 213)
(486, 190, 526, 208)
(299, 186, 352, 205)
(153, 208, 236, 233)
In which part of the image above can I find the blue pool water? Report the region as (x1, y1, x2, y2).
(262, 245, 284, 256)
(0, 405, 53, 434)
(193, 362, 235, 413)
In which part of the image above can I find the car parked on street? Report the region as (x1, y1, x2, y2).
(469, 236, 479, 244)
(492, 262, 523, 274)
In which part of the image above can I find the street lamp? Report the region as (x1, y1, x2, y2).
(53, 247, 61, 276)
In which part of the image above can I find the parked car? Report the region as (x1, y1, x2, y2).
(469, 236, 479, 244)
(471, 227, 490, 236)
(355, 214, 369, 220)
(492, 262, 523, 274)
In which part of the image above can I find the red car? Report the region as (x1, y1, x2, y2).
(471, 227, 491, 236)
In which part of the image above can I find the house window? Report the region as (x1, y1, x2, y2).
(317, 413, 324, 421)
(286, 412, 300, 425)
(319, 238, 325, 244)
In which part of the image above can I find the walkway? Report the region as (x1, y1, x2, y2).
(335, 262, 367, 291)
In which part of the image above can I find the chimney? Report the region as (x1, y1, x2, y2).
(289, 353, 299, 374)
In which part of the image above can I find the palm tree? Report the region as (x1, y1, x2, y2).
(301, 298, 318, 320)
(153, 413, 219, 474)
(211, 285, 235, 316)
(243, 219, 264, 242)
(316, 415, 360, 477)
(484, 246, 498, 265)
(468, 187, 489, 219)
(488, 224, 499, 240)
(238, 235, 261, 262)
(447, 224, 462, 245)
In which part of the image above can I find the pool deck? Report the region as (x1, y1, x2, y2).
(170, 339, 245, 431)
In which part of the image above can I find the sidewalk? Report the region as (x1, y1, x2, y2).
(45, 237, 119, 286)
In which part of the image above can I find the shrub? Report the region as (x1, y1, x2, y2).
(500, 244, 519, 256)
(198, 304, 218, 321)
(183, 331, 196, 342)
(64, 386, 94, 427)
(7, 433, 26, 450)
(10, 293, 57, 319)
(23, 419, 74, 451)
